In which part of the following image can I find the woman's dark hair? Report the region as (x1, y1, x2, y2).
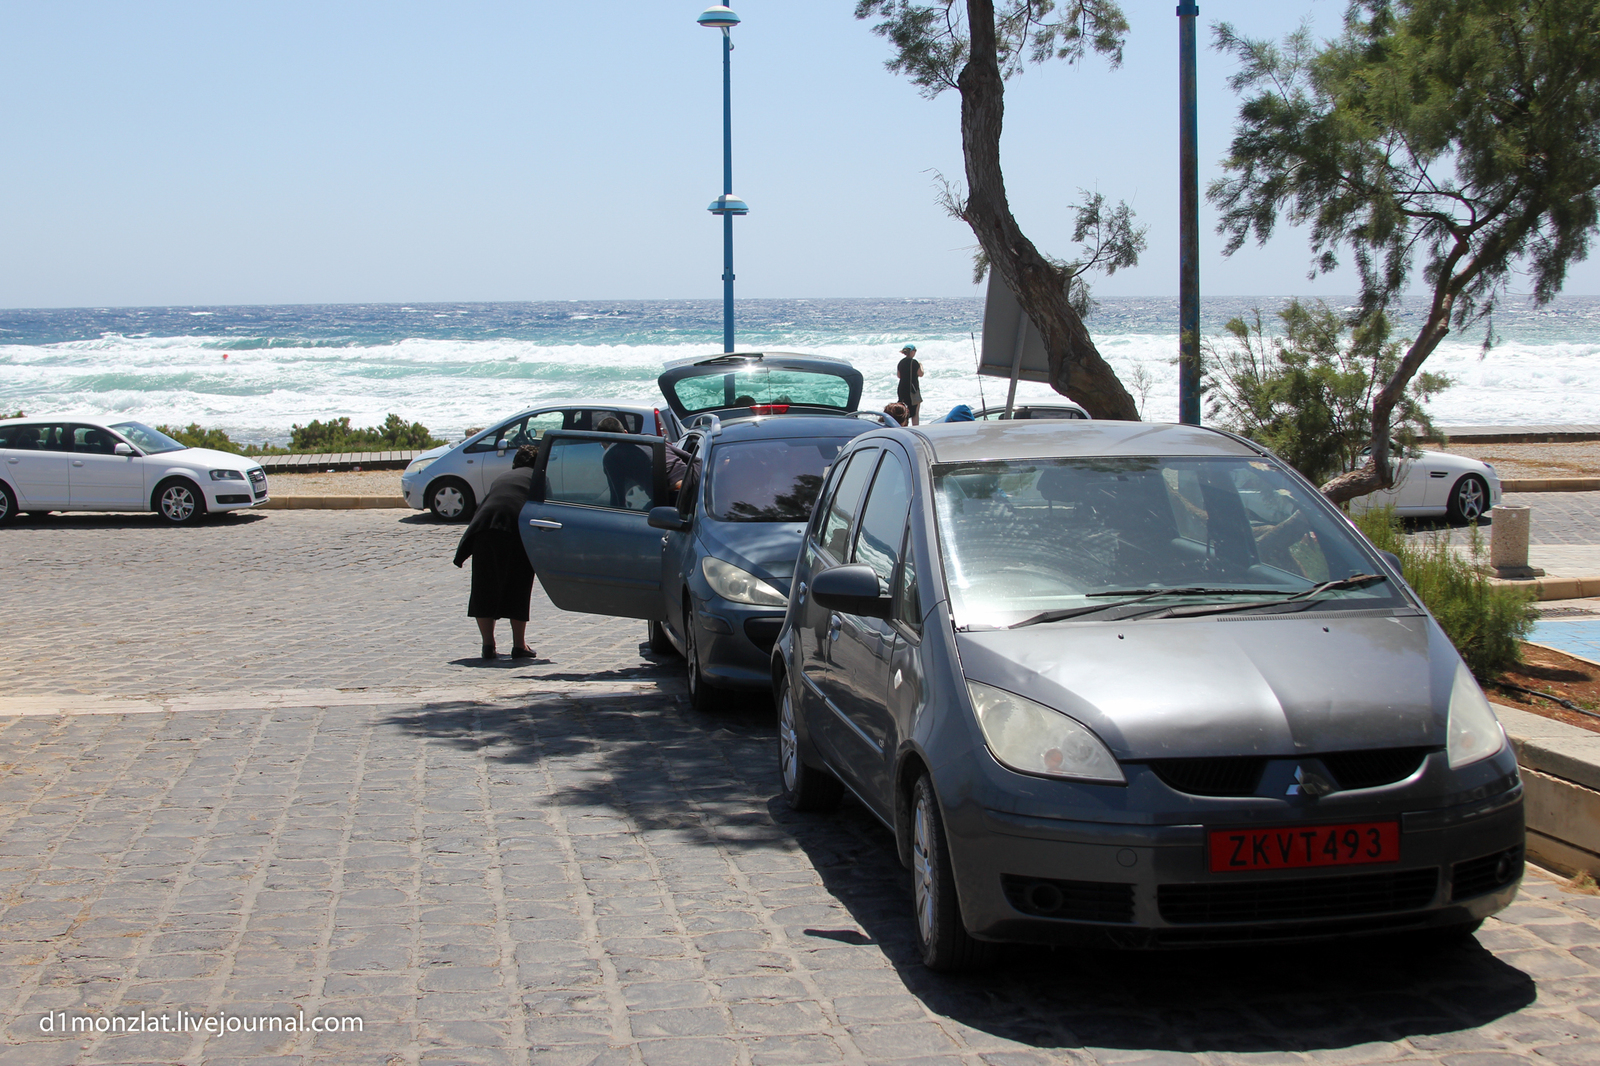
(596, 416, 625, 434)
(513, 444, 539, 469)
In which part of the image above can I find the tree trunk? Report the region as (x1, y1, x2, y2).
(958, 0, 1139, 421)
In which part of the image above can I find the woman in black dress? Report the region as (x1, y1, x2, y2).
(453, 445, 538, 660)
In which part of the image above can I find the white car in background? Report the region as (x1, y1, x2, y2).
(0, 417, 268, 525)
(1346, 445, 1501, 524)
(401, 403, 684, 521)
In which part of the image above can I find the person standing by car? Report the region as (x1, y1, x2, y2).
(895, 344, 924, 425)
(597, 415, 696, 499)
(453, 445, 538, 661)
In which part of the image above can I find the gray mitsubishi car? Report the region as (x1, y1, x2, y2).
(773, 419, 1523, 970)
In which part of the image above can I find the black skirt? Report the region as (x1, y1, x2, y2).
(466, 530, 535, 621)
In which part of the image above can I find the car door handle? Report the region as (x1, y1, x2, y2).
(528, 519, 563, 530)
(72, 460, 84, 466)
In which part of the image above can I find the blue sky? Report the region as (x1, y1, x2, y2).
(1, 1, 1593, 308)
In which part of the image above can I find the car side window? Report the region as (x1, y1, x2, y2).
(37, 424, 71, 451)
(0, 423, 41, 449)
(852, 450, 911, 592)
(892, 523, 921, 633)
(676, 435, 704, 518)
(819, 449, 878, 561)
(71, 426, 116, 454)
(544, 437, 655, 512)
(568, 410, 644, 434)
(526, 412, 565, 440)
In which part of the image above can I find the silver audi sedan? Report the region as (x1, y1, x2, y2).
(774, 420, 1523, 970)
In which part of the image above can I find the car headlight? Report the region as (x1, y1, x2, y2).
(967, 680, 1124, 783)
(405, 456, 436, 474)
(701, 557, 788, 607)
(1447, 660, 1505, 769)
(209, 469, 245, 481)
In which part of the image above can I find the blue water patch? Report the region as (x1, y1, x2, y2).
(1530, 618, 1600, 664)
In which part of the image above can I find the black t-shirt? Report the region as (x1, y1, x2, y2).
(896, 355, 922, 404)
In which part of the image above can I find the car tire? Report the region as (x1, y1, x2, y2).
(1446, 474, 1490, 525)
(153, 478, 207, 525)
(649, 619, 679, 657)
(427, 477, 476, 522)
(683, 605, 724, 712)
(778, 685, 843, 812)
(911, 774, 994, 972)
(0, 481, 15, 524)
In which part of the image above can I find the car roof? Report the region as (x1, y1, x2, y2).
(900, 419, 1263, 463)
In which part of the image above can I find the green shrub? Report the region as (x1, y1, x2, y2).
(288, 414, 443, 452)
(158, 423, 246, 453)
(1354, 507, 1536, 678)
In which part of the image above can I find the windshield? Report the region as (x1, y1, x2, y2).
(708, 438, 847, 522)
(110, 421, 186, 454)
(934, 455, 1406, 629)
(668, 367, 853, 415)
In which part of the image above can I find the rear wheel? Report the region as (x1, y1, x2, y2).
(911, 774, 994, 972)
(427, 477, 475, 522)
(778, 686, 843, 811)
(1446, 474, 1490, 525)
(0, 481, 15, 524)
(154, 478, 206, 525)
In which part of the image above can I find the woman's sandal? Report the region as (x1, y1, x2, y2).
(482, 644, 497, 660)
(510, 645, 537, 660)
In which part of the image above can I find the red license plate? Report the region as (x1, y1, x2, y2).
(1208, 821, 1399, 873)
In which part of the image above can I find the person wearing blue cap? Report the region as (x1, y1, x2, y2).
(941, 404, 975, 423)
(895, 343, 924, 425)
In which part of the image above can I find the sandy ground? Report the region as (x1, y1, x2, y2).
(1438, 441, 1600, 478)
(268, 470, 406, 495)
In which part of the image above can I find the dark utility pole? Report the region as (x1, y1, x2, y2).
(1177, 3, 1201, 424)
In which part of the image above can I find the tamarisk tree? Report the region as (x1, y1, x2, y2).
(1211, 0, 1600, 503)
(856, 0, 1143, 420)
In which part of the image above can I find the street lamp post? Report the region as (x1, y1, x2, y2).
(698, 5, 747, 353)
(1177, 2, 1201, 425)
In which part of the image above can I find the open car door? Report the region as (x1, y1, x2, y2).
(519, 430, 669, 620)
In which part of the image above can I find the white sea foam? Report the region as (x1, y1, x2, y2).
(1, 326, 1594, 443)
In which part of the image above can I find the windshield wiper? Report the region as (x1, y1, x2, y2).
(1130, 573, 1392, 620)
(1008, 587, 1293, 629)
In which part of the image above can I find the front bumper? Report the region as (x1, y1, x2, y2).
(690, 593, 786, 691)
(944, 755, 1525, 947)
(210, 472, 269, 511)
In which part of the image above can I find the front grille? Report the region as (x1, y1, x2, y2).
(1148, 757, 1267, 797)
(743, 617, 783, 653)
(247, 468, 266, 486)
(1451, 846, 1523, 901)
(1002, 875, 1134, 923)
(1321, 747, 1432, 790)
(1158, 868, 1438, 924)
(253, 489, 267, 500)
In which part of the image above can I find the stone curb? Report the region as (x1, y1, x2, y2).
(1491, 574, 1600, 600)
(1503, 477, 1600, 492)
(260, 495, 409, 510)
(1497, 702, 1600, 879)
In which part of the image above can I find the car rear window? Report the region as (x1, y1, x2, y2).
(667, 368, 853, 415)
(708, 438, 847, 522)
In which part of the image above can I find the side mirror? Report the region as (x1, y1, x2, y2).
(647, 506, 690, 532)
(1377, 549, 1403, 575)
(113, 443, 134, 456)
(811, 563, 891, 619)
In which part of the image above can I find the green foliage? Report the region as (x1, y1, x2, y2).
(1205, 299, 1449, 486)
(6, 410, 23, 419)
(1354, 507, 1537, 678)
(1212, 0, 1600, 331)
(158, 423, 246, 454)
(854, 0, 1128, 97)
(288, 414, 443, 452)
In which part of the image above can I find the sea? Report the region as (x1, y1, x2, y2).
(1, 295, 1595, 446)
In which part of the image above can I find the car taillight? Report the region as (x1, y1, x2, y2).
(749, 404, 789, 415)
(654, 408, 665, 436)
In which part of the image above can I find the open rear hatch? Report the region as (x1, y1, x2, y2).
(658, 352, 863, 424)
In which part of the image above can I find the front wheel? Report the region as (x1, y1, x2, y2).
(778, 686, 843, 811)
(427, 477, 476, 522)
(154, 478, 206, 525)
(649, 619, 679, 657)
(683, 607, 723, 712)
(1446, 474, 1490, 525)
(911, 774, 994, 972)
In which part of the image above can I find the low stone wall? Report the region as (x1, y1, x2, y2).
(1498, 703, 1600, 878)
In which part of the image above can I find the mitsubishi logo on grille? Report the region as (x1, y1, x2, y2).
(1286, 764, 1336, 797)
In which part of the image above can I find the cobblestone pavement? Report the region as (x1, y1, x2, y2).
(1, 510, 654, 701)
(5, 512, 1600, 1065)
